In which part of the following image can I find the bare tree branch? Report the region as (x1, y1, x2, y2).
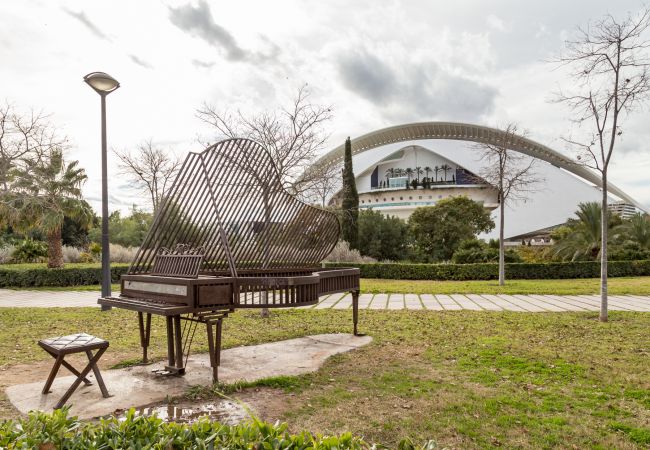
(114, 140, 183, 211)
(550, 7, 650, 321)
(196, 85, 333, 197)
(0, 102, 68, 192)
(472, 123, 544, 286)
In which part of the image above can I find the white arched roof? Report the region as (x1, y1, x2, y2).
(315, 122, 647, 213)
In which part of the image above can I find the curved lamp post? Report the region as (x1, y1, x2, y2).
(84, 72, 119, 308)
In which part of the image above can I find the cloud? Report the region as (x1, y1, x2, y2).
(62, 8, 110, 41)
(129, 54, 152, 69)
(337, 50, 396, 104)
(337, 48, 497, 122)
(191, 59, 215, 69)
(168, 0, 247, 61)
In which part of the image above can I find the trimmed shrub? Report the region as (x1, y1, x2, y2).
(0, 408, 387, 449)
(323, 260, 650, 280)
(0, 263, 129, 287)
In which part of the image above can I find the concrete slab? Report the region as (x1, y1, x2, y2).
(5, 333, 372, 419)
(369, 294, 388, 309)
(387, 294, 404, 310)
(420, 294, 443, 310)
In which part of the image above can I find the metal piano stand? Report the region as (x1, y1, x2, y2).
(136, 290, 360, 384)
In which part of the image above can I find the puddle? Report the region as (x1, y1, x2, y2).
(118, 400, 250, 425)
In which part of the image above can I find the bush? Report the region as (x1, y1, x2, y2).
(0, 245, 15, 264)
(451, 239, 522, 264)
(0, 408, 389, 449)
(323, 260, 650, 280)
(323, 241, 377, 264)
(11, 239, 48, 263)
(0, 263, 129, 287)
(110, 243, 139, 263)
(61, 245, 82, 263)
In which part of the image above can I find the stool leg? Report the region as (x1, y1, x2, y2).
(44, 348, 92, 385)
(42, 355, 64, 394)
(86, 350, 109, 398)
(54, 347, 106, 409)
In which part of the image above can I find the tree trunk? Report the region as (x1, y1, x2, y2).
(47, 227, 64, 269)
(600, 171, 608, 322)
(498, 191, 505, 286)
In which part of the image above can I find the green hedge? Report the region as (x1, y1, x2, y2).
(324, 260, 650, 280)
(0, 408, 433, 449)
(0, 264, 129, 287)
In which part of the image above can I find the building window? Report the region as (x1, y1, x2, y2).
(383, 198, 386, 201)
(391, 197, 394, 201)
(419, 196, 422, 200)
(409, 196, 412, 200)
(399, 197, 403, 200)
(438, 195, 442, 199)
(428, 196, 432, 199)
(375, 199, 378, 202)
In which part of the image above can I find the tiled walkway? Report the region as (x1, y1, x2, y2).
(1, 289, 650, 312)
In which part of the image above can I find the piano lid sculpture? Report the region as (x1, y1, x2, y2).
(99, 138, 360, 382)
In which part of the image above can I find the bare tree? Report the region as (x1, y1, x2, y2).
(196, 85, 333, 196)
(473, 124, 542, 286)
(301, 159, 341, 207)
(114, 140, 183, 211)
(553, 8, 650, 322)
(0, 102, 68, 192)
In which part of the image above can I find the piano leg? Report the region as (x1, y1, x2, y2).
(205, 322, 219, 383)
(352, 290, 360, 336)
(173, 315, 184, 374)
(166, 316, 176, 369)
(138, 312, 151, 364)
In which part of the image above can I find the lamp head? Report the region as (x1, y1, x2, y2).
(84, 72, 120, 95)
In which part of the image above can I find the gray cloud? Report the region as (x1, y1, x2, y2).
(169, 1, 247, 61)
(337, 50, 396, 104)
(192, 59, 215, 69)
(129, 54, 153, 69)
(337, 48, 497, 122)
(62, 8, 110, 41)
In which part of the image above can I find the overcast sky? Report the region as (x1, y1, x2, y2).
(2, 0, 649, 213)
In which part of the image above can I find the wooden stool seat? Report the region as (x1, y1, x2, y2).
(38, 333, 110, 409)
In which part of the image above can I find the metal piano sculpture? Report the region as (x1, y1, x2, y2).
(99, 138, 360, 382)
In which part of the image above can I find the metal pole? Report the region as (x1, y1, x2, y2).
(100, 94, 112, 309)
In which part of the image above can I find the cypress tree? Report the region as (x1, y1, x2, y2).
(340, 137, 359, 249)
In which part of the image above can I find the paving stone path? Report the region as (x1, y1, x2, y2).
(1, 289, 650, 312)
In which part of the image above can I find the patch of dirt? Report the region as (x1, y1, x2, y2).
(234, 387, 293, 423)
(0, 353, 140, 420)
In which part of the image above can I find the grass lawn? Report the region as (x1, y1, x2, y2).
(0, 308, 649, 448)
(6, 276, 650, 296)
(361, 277, 650, 295)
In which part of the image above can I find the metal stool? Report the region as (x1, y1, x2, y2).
(38, 333, 110, 409)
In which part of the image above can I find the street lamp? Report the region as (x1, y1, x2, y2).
(84, 72, 119, 308)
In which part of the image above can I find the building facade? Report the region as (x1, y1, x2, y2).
(331, 145, 498, 220)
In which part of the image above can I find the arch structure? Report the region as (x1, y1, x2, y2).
(314, 122, 648, 213)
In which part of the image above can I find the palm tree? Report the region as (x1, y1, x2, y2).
(618, 213, 650, 248)
(415, 166, 423, 182)
(552, 202, 620, 261)
(424, 166, 432, 181)
(5, 149, 92, 268)
(433, 165, 441, 182)
(441, 164, 452, 182)
(385, 167, 395, 182)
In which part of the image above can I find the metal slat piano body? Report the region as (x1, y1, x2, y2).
(98, 138, 361, 383)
